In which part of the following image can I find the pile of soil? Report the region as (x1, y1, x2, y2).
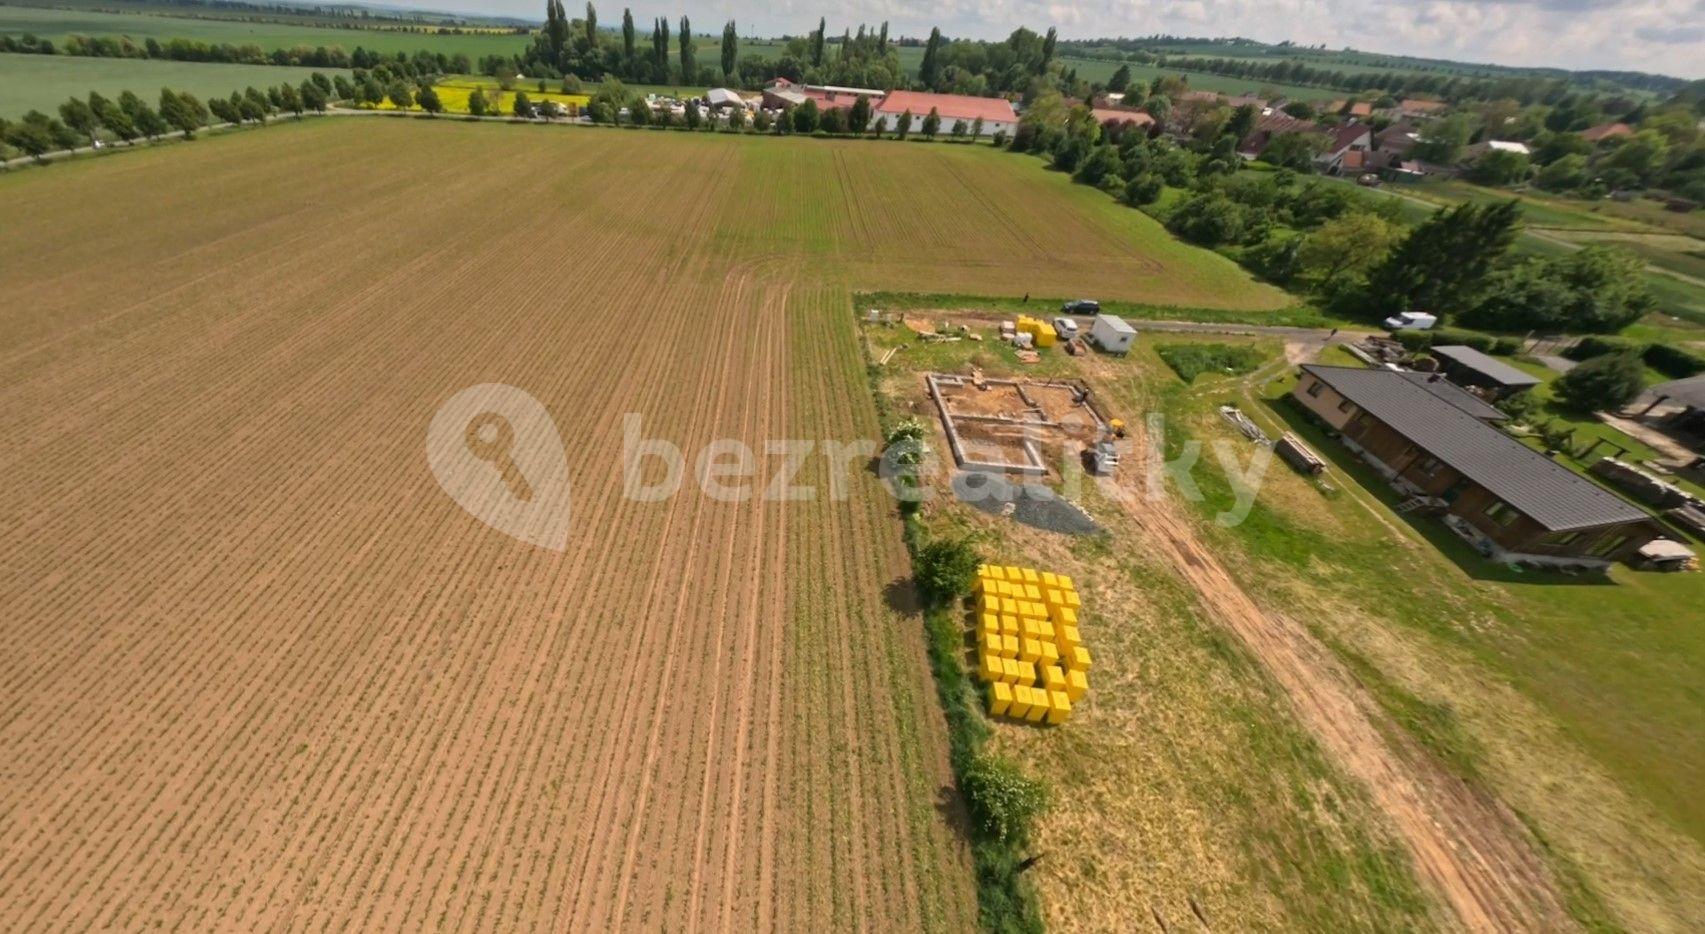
(951, 471, 1103, 536)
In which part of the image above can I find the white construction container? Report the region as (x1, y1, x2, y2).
(1090, 314, 1135, 354)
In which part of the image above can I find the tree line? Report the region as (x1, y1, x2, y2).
(1, 72, 340, 160)
(0, 32, 472, 73)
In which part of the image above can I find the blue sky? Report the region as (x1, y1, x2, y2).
(431, 0, 1704, 77)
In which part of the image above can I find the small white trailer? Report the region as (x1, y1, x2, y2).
(1090, 314, 1135, 355)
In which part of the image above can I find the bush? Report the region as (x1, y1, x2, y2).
(1389, 328, 1519, 355)
(1155, 342, 1267, 381)
(1564, 335, 1638, 362)
(961, 753, 1050, 843)
(1566, 336, 1704, 379)
(914, 535, 981, 606)
(1642, 342, 1705, 379)
(1553, 351, 1645, 412)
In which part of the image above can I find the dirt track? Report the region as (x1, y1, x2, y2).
(1105, 463, 1572, 931)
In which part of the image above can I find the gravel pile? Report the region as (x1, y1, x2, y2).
(951, 471, 1103, 536)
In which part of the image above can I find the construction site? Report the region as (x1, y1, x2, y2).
(925, 372, 1122, 478)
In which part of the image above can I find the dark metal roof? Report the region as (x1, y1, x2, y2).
(1301, 365, 1649, 531)
(1397, 369, 1510, 421)
(1430, 345, 1543, 388)
(1649, 375, 1705, 409)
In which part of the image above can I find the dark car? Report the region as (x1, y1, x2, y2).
(1061, 299, 1100, 315)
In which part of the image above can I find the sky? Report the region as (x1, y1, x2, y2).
(432, 0, 1705, 78)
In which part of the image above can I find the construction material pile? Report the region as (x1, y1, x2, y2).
(1013, 316, 1057, 348)
(972, 564, 1090, 725)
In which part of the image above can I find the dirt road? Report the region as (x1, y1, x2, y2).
(1104, 464, 1572, 932)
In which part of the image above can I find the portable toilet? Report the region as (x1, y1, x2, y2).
(1090, 314, 1136, 355)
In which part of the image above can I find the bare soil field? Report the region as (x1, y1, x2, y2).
(0, 120, 1288, 928)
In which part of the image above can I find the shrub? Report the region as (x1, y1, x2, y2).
(1553, 352, 1645, 412)
(1155, 342, 1267, 381)
(1642, 342, 1705, 379)
(914, 535, 981, 606)
(962, 754, 1050, 843)
(1566, 337, 1703, 379)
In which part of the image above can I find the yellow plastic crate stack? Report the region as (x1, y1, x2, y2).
(973, 563, 1089, 725)
(1013, 315, 1057, 348)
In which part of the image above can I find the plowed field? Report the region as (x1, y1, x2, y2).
(0, 119, 1286, 929)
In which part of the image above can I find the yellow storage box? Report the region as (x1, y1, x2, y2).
(1050, 605, 1078, 628)
(981, 632, 1003, 656)
(1066, 668, 1089, 700)
(989, 681, 1013, 716)
(1039, 641, 1060, 666)
(1024, 694, 1048, 721)
(1046, 690, 1072, 724)
(1007, 685, 1033, 719)
(1000, 634, 1019, 659)
(1020, 638, 1042, 663)
(1042, 571, 1059, 589)
(1068, 646, 1093, 672)
(1041, 664, 1066, 691)
(979, 652, 1004, 682)
(1013, 660, 1036, 684)
(1000, 614, 1019, 635)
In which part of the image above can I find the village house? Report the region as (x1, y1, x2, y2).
(1090, 107, 1155, 136)
(1397, 98, 1449, 119)
(1581, 121, 1635, 143)
(1315, 123, 1373, 174)
(1236, 110, 1321, 160)
(1293, 365, 1664, 566)
(872, 90, 1017, 136)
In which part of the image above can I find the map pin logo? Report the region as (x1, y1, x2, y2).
(427, 383, 571, 551)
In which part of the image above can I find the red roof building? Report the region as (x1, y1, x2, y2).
(1091, 108, 1155, 133)
(1581, 122, 1634, 143)
(872, 90, 1017, 136)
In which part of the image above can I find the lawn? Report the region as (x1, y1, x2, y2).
(0, 3, 529, 57)
(0, 50, 344, 119)
(1141, 351, 1705, 929)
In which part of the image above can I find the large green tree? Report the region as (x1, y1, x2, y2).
(1298, 212, 1402, 290)
(1462, 247, 1653, 333)
(919, 27, 944, 90)
(720, 20, 737, 79)
(678, 16, 695, 84)
(1364, 200, 1521, 319)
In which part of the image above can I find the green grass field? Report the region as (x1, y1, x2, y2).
(0, 3, 529, 57)
(1144, 350, 1705, 929)
(0, 50, 344, 119)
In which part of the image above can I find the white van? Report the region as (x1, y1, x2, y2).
(1052, 317, 1079, 340)
(1383, 311, 1438, 331)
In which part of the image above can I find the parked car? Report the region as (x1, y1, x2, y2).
(1383, 311, 1438, 331)
(1356, 173, 1381, 187)
(1052, 317, 1079, 340)
(1061, 299, 1100, 315)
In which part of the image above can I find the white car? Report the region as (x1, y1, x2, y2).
(1052, 317, 1079, 340)
(1383, 311, 1438, 331)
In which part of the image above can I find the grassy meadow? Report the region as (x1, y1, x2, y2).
(0, 3, 528, 57)
(0, 50, 344, 119)
(1150, 342, 1705, 929)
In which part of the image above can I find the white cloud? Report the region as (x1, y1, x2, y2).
(447, 0, 1704, 76)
